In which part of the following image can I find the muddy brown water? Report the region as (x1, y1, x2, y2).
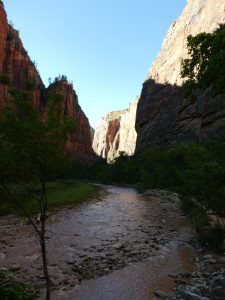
(0, 185, 196, 299)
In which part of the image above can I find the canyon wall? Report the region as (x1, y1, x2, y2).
(0, 1, 94, 163)
(0, 2, 44, 109)
(136, 0, 225, 151)
(93, 97, 138, 162)
(46, 81, 94, 163)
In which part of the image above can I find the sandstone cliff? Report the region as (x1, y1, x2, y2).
(93, 97, 138, 162)
(136, 0, 225, 151)
(0, 2, 44, 109)
(0, 1, 94, 163)
(46, 80, 94, 163)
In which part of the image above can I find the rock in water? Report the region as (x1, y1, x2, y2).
(178, 289, 210, 300)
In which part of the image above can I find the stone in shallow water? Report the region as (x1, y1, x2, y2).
(113, 243, 123, 250)
(154, 290, 168, 298)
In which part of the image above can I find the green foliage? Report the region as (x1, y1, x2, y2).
(0, 180, 100, 216)
(0, 89, 77, 213)
(7, 31, 14, 41)
(0, 89, 75, 182)
(84, 136, 225, 247)
(180, 195, 210, 230)
(0, 88, 77, 299)
(47, 181, 100, 209)
(25, 78, 36, 91)
(197, 225, 225, 248)
(54, 74, 68, 83)
(0, 74, 10, 85)
(181, 24, 225, 96)
(0, 271, 36, 300)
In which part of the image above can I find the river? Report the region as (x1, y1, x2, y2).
(0, 185, 196, 299)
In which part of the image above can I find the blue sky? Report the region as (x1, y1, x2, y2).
(4, 0, 186, 128)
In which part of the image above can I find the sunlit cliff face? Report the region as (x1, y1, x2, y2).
(92, 97, 139, 163)
(148, 0, 225, 86)
(0, 2, 95, 163)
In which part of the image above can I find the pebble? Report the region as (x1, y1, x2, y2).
(9, 264, 21, 272)
(218, 257, 225, 263)
(154, 290, 168, 298)
(204, 258, 217, 264)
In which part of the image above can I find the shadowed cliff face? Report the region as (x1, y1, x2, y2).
(0, 2, 94, 163)
(136, 0, 225, 151)
(136, 80, 225, 151)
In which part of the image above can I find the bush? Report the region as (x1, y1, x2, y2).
(197, 225, 225, 249)
(0, 271, 36, 300)
(0, 74, 10, 85)
(7, 31, 14, 41)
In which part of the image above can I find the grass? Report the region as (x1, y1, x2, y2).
(0, 180, 101, 216)
(47, 180, 100, 210)
(0, 271, 36, 300)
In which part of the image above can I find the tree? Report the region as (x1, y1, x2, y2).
(181, 24, 225, 96)
(0, 88, 75, 300)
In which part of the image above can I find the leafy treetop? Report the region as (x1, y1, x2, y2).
(181, 24, 225, 96)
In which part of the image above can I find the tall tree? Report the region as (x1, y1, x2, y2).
(0, 87, 75, 300)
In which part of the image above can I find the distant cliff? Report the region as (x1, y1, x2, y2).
(0, 1, 94, 163)
(93, 97, 138, 163)
(136, 0, 225, 151)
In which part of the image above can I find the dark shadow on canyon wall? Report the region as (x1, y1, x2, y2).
(135, 79, 225, 153)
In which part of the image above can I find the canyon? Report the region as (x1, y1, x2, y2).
(92, 97, 138, 162)
(1, 0, 225, 163)
(0, 1, 94, 163)
(93, 0, 225, 159)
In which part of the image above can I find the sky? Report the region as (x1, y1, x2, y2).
(3, 0, 186, 128)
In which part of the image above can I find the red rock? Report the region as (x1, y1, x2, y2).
(0, 2, 94, 164)
(46, 80, 95, 163)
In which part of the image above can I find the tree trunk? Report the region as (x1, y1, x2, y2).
(40, 179, 51, 300)
(40, 234, 51, 300)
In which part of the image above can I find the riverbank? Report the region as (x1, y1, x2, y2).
(143, 190, 225, 300)
(2, 185, 225, 299)
(0, 185, 198, 299)
(0, 180, 101, 216)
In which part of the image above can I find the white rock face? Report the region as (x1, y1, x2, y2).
(148, 0, 225, 86)
(92, 118, 109, 159)
(92, 97, 139, 163)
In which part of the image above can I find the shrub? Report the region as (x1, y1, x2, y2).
(197, 225, 225, 249)
(0, 74, 10, 85)
(0, 271, 36, 300)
